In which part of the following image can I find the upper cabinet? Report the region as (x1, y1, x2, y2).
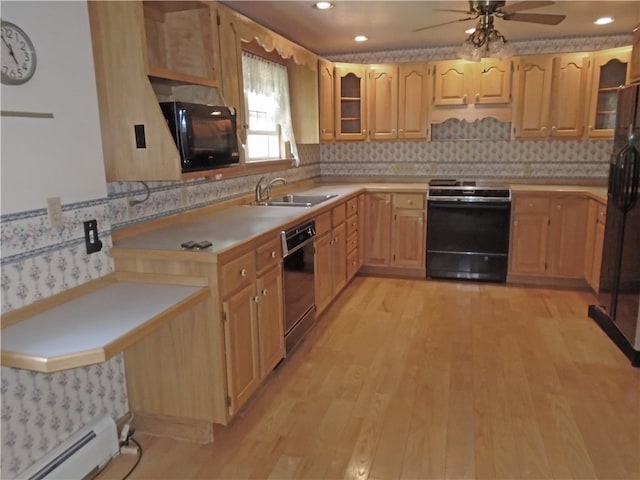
(143, 1, 220, 87)
(368, 64, 398, 140)
(513, 52, 591, 139)
(586, 46, 631, 138)
(430, 58, 512, 123)
(318, 58, 336, 142)
(334, 63, 367, 141)
(398, 63, 431, 140)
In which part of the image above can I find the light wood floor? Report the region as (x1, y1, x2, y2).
(100, 277, 640, 480)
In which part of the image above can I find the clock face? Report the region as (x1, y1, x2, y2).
(1, 20, 37, 85)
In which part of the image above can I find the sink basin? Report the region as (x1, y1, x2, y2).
(255, 193, 338, 207)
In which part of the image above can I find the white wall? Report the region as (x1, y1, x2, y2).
(0, 1, 107, 214)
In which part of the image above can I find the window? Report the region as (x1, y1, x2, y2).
(242, 51, 298, 164)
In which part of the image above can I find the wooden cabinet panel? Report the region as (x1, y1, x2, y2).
(358, 194, 366, 268)
(547, 197, 588, 277)
(334, 63, 367, 140)
(256, 238, 280, 274)
(318, 58, 335, 141)
(393, 208, 425, 267)
(314, 232, 333, 314)
(509, 211, 549, 275)
(549, 53, 591, 138)
(586, 46, 631, 138)
(222, 283, 260, 417)
(332, 202, 347, 227)
(433, 60, 468, 106)
(475, 59, 512, 104)
(220, 250, 255, 298)
(315, 211, 332, 236)
(368, 64, 398, 140)
(256, 265, 284, 378)
(398, 63, 430, 139)
(364, 193, 393, 266)
(512, 55, 554, 138)
(332, 222, 347, 294)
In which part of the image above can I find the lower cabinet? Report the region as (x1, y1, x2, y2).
(363, 192, 426, 275)
(509, 193, 588, 282)
(315, 201, 350, 315)
(584, 199, 607, 292)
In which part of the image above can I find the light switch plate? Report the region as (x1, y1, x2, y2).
(47, 197, 63, 227)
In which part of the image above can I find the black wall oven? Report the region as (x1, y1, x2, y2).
(427, 180, 511, 282)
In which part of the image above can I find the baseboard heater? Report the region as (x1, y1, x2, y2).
(17, 414, 119, 480)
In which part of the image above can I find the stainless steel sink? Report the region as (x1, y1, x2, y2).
(254, 193, 338, 207)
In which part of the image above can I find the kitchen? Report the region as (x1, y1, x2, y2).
(1, 1, 640, 479)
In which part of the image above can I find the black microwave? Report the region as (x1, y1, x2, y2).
(160, 102, 240, 173)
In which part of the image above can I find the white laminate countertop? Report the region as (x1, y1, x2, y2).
(1, 281, 208, 372)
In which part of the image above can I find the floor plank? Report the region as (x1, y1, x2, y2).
(98, 277, 640, 480)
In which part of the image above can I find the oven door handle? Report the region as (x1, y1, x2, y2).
(283, 235, 315, 258)
(427, 201, 511, 210)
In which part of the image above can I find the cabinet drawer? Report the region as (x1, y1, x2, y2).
(316, 211, 332, 236)
(514, 196, 551, 214)
(393, 193, 424, 209)
(597, 203, 606, 224)
(346, 197, 358, 216)
(347, 231, 358, 253)
(346, 215, 358, 238)
(332, 203, 346, 227)
(220, 250, 256, 298)
(256, 237, 281, 274)
(347, 248, 359, 280)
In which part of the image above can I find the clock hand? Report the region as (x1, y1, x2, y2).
(1, 34, 19, 65)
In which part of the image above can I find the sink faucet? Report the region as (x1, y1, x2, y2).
(255, 176, 287, 203)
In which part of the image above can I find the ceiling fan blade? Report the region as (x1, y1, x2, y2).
(503, 12, 566, 25)
(433, 8, 474, 14)
(501, 1, 555, 14)
(413, 16, 477, 33)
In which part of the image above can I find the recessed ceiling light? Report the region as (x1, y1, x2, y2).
(314, 2, 333, 9)
(465, 28, 476, 34)
(595, 17, 614, 25)
(354, 35, 368, 42)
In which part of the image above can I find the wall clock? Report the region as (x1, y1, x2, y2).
(1, 19, 37, 85)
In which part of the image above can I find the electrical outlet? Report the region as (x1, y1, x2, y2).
(47, 197, 64, 227)
(127, 198, 137, 219)
(181, 186, 189, 206)
(83, 219, 103, 254)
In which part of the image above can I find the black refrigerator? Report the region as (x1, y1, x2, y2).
(589, 82, 640, 367)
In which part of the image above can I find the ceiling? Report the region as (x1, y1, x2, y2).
(219, 1, 640, 56)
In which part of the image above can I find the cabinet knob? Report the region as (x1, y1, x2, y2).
(391, 129, 396, 134)
(542, 126, 547, 132)
(551, 126, 557, 132)
(253, 296, 260, 303)
(262, 288, 268, 296)
(408, 200, 413, 205)
(399, 129, 404, 133)
(475, 93, 480, 102)
(240, 268, 248, 277)
(588, 125, 593, 130)
(271, 251, 277, 258)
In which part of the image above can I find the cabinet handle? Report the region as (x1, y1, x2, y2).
(271, 251, 277, 258)
(588, 125, 593, 131)
(408, 200, 413, 205)
(399, 128, 404, 133)
(253, 296, 260, 303)
(262, 288, 268, 296)
(240, 268, 248, 277)
(541, 126, 547, 132)
(551, 126, 557, 132)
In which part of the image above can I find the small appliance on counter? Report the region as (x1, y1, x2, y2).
(426, 179, 512, 282)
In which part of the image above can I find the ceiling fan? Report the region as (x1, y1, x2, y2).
(414, 0, 567, 33)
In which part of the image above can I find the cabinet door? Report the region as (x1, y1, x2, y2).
(586, 47, 631, 138)
(547, 197, 588, 278)
(510, 197, 550, 275)
(512, 55, 553, 139)
(584, 199, 598, 284)
(393, 208, 425, 267)
(591, 220, 605, 292)
(475, 59, 512, 104)
(433, 60, 468, 105)
(314, 232, 333, 315)
(331, 222, 348, 294)
(256, 265, 284, 378)
(222, 283, 260, 416)
(217, 4, 246, 144)
(334, 63, 367, 140)
(357, 194, 366, 268)
(398, 63, 430, 139)
(364, 193, 393, 266)
(549, 53, 591, 138)
(318, 58, 335, 141)
(368, 64, 398, 140)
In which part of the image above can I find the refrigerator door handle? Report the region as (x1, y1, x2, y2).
(619, 144, 640, 213)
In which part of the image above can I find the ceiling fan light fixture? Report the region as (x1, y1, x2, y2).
(354, 35, 368, 42)
(456, 19, 513, 62)
(594, 17, 614, 25)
